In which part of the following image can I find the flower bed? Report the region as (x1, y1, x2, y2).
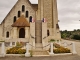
(54, 47, 70, 53)
(6, 47, 26, 54)
(49, 43, 71, 53)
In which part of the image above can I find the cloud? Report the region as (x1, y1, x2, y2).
(0, 0, 80, 31)
(57, 0, 80, 31)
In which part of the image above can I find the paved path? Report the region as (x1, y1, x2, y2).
(0, 55, 80, 60)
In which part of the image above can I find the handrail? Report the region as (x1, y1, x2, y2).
(61, 42, 72, 47)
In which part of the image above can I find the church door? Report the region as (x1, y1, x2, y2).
(19, 28, 25, 38)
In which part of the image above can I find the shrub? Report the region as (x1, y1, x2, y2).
(49, 39, 55, 42)
(30, 50, 33, 57)
(54, 43, 61, 48)
(72, 35, 80, 40)
(49, 43, 71, 53)
(54, 47, 71, 53)
(16, 42, 24, 48)
(6, 47, 26, 54)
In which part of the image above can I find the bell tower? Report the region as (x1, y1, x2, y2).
(38, 0, 61, 39)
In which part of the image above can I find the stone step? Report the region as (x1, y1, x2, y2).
(35, 43, 43, 50)
(35, 20, 42, 43)
(32, 50, 49, 55)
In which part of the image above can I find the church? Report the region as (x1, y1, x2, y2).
(0, 0, 61, 49)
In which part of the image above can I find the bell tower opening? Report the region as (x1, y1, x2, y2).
(19, 28, 25, 38)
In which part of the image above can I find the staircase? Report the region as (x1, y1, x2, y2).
(35, 43, 43, 50)
(35, 20, 42, 43)
(31, 20, 49, 56)
(35, 20, 42, 50)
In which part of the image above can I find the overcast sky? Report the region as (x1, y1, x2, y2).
(0, 0, 80, 31)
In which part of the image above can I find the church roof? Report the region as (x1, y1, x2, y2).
(12, 15, 30, 27)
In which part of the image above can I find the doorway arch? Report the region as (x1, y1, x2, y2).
(19, 28, 25, 38)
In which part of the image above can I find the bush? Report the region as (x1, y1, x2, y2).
(49, 43, 71, 53)
(54, 43, 61, 48)
(49, 39, 55, 42)
(54, 47, 71, 53)
(72, 35, 80, 40)
(6, 47, 26, 54)
(16, 42, 25, 48)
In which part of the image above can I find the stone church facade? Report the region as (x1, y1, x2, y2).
(0, 0, 61, 48)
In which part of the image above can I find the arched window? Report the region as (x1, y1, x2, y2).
(26, 11, 28, 17)
(18, 11, 21, 17)
(19, 28, 25, 38)
(29, 16, 32, 22)
(47, 30, 50, 36)
(22, 5, 25, 12)
(13, 16, 16, 23)
(6, 31, 9, 38)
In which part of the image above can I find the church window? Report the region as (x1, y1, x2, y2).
(22, 5, 25, 12)
(47, 30, 50, 36)
(14, 16, 16, 23)
(26, 11, 28, 17)
(29, 16, 32, 22)
(56, 24, 59, 29)
(6, 31, 9, 38)
(18, 11, 21, 17)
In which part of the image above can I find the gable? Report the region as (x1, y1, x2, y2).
(1, 0, 36, 25)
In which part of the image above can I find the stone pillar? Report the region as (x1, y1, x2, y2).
(25, 43, 30, 57)
(13, 27, 17, 38)
(1, 42, 5, 57)
(58, 40, 61, 45)
(64, 42, 67, 48)
(25, 27, 29, 38)
(49, 42, 54, 55)
(72, 42, 77, 54)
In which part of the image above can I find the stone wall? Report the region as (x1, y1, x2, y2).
(30, 23, 35, 46)
(2, 0, 36, 38)
(0, 25, 2, 39)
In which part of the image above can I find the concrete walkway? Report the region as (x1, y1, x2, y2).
(0, 55, 80, 60)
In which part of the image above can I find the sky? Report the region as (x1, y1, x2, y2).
(0, 0, 80, 31)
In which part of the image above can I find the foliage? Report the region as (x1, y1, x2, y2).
(30, 50, 33, 57)
(6, 47, 26, 54)
(49, 39, 55, 42)
(54, 47, 70, 53)
(49, 43, 71, 53)
(0, 41, 5, 42)
(60, 29, 80, 40)
(54, 43, 61, 48)
(72, 35, 80, 40)
(16, 42, 25, 48)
